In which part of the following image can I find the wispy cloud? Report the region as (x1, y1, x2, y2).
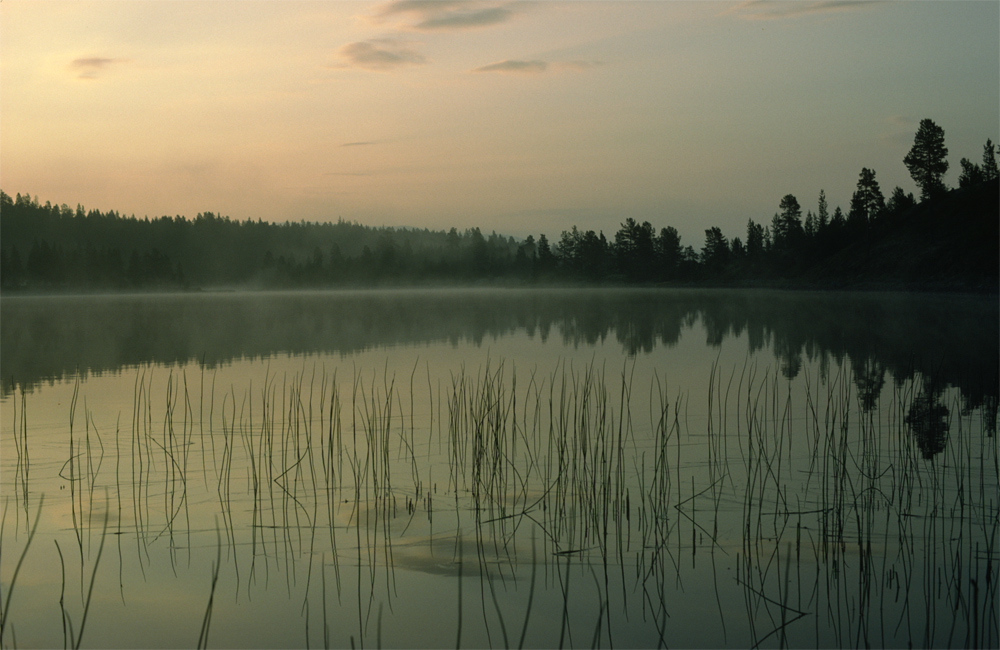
(472, 59, 605, 75)
(378, 0, 468, 17)
(556, 60, 606, 72)
(473, 60, 548, 74)
(341, 141, 380, 147)
(416, 6, 513, 30)
(375, 1, 517, 31)
(721, 1, 877, 21)
(335, 40, 427, 71)
(69, 56, 128, 80)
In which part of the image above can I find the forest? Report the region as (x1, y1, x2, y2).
(2, 119, 997, 292)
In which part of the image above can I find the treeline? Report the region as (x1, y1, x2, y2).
(0, 197, 544, 289)
(1, 119, 997, 291)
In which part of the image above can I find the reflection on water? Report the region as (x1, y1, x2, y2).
(3, 288, 997, 412)
(1, 288, 997, 648)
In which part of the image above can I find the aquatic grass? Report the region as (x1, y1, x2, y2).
(0, 496, 44, 649)
(10, 388, 29, 518)
(71, 494, 109, 650)
(1, 348, 996, 648)
(196, 522, 222, 650)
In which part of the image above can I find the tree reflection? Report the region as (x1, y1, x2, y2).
(2, 289, 996, 440)
(905, 382, 950, 459)
(853, 358, 887, 413)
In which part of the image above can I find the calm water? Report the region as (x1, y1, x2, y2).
(1, 288, 997, 649)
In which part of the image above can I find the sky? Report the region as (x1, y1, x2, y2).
(2, 1, 998, 247)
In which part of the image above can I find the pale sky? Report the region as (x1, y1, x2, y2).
(2, 1, 997, 246)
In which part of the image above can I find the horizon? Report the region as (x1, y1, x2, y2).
(2, 1, 997, 248)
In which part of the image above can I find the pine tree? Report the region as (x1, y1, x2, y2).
(849, 168, 885, 224)
(773, 195, 803, 251)
(958, 158, 984, 189)
(701, 226, 729, 272)
(982, 139, 999, 182)
(817, 190, 829, 231)
(903, 119, 949, 201)
(804, 210, 816, 239)
(885, 187, 916, 216)
(745, 219, 764, 258)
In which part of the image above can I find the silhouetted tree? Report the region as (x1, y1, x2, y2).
(656, 226, 682, 279)
(729, 236, 745, 261)
(614, 218, 655, 281)
(848, 168, 885, 226)
(745, 219, 764, 259)
(816, 189, 829, 232)
(771, 195, 803, 263)
(904, 119, 949, 201)
(678, 245, 699, 278)
(578, 230, 610, 280)
(742, 219, 765, 274)
(825, 205, 848, 252)
(885, 186, 916, 217)
(958, 158, 985, 189)
(558, 226, 610, 279)
(520, 235, 537, 260)
(515, 235, 537, 278)
(701, 226, 729, 273)
(982, 139, 999, 181)
(536, 233, 556, 273)
(959, 139, 999, 189)
(556, 226, 581, 265)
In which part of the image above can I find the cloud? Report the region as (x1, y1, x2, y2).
(416, 6, 513, 30)
(471, 59, 604, 75)
(556, 60, 606, 72)
(335, 40, 427, 71)
(375, 1, 517, 31)
(473, 60, 548, 74)
(341, 141, 379, 147)
(378, 0, 468, 17)
(69, 57, 128, 80)
(721, 1, 876, 21)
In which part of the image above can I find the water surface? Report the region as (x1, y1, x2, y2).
(1, 288, 997, 648)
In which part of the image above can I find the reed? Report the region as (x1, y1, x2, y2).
(0, 496, 44, 648)
(2, 349, 996, 648)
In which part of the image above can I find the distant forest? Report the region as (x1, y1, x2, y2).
(2, 119, 997, 292)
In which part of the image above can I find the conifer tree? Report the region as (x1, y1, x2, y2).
(817, 190, 829, 231)
(903, 119, 949, 201)
(773, 195, 803, 251)
(958, 158, 984, 188)
(886, 187, 916, 216)
(745, 219, 764, 258)
(804, 210, 816, 239)
(849, 168, 885, 224)
(982, 139, 999, 182)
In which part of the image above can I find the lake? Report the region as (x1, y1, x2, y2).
(1, 288, 997, 649)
